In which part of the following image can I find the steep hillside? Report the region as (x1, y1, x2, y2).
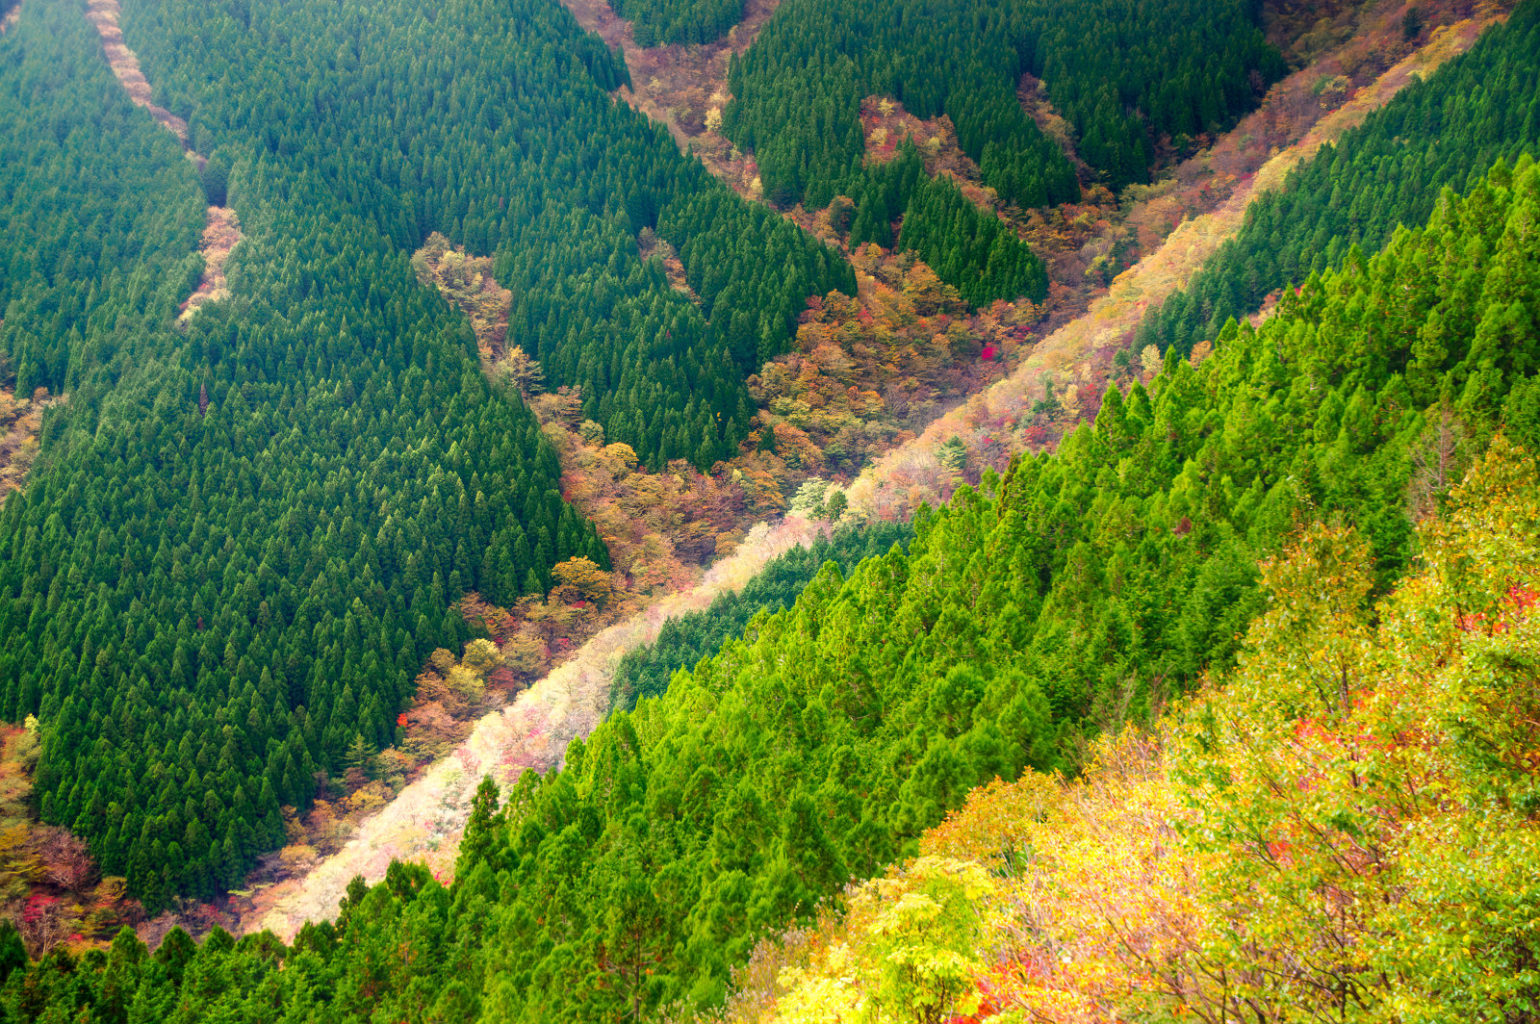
(612, 0, 744, 45)
(428, 154, 1540, 1023)
(718, 439, 1540, 1023)
(0, 0, 608, 909)
(608, 520, 914, 711)
(849, 0, 1524, 519)
(550, 0, 1501, 509)
(216, 0, 1514, 949)
(0, 0, 203, 395)
(79, 0, 247, 320)
(1, 0, 1538, 1015)
(5, 145, 1534, 1022)
(117, 0, 853, 470)
(1140, 0, 1540, 355)
(724, 0, 1284, 209)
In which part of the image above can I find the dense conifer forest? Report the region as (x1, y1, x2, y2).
(2, 0, 1540, 1017)
(609, 521, 914, 711)
(1138, 0, 1540, 355)
(847, 143, 1050, 306)
(426, 155, 1540, 1022)
(0, 1, 203, 397)
(613, 0, 743, 46)
(723, 0, 1284, 211)
(0, 0, 614, 908)
(713, 0, 1286, 306)
(118, 0, 852, 471)
(5, 139, 1532, 1018)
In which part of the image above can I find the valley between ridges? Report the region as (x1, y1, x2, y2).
(26, 0, 1501, 944)
(230, 2, 1506, 941)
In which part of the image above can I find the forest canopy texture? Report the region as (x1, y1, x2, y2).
(119, 0, 853, 472)
(723, 0, 1285, 210)
(611, 0, 743, 46)
(1137, 0, 1540, 357)
(608, 521, 915, 711)
(1, 0, 1539, 1016)
(0, 0, 615, 909)
(5, 144, 1531, 1019)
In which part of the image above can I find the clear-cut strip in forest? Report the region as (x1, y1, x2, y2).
(83, 0, 242, 321)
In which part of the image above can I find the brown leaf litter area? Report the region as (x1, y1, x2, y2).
(411, 234, 514, 362)
(179, 206, 243, 320)
(636, 226, 700, 301)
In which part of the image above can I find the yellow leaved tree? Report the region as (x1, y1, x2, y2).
(772, 858, 992, 1024)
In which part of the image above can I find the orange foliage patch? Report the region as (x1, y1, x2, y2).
(0, 724, 142, 956)
(0, 386, 58, 504)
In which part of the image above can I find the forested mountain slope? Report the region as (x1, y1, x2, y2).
(724, 0, 1284, 210)
(1, 0, 1537, 1013)
(0, 0, 609, 908)
(719, 440, 1540, 1022)
(114, 0, 853, 471)
(234, 7, 1510, 931)
(559, 0, 1059, 312)
(1139, 0, 1540, 355)
(844, 142, 1050, 306)
(705, 0, 1288, 309)
(608, 521, 914, 711)
(438, 155, 1540, 1023)
(0, 1, 202, 396)
(611, 0, 742, 46)
(0, 0, 1290, 915)
(842, 0, 1526, 524)
(6, 143, 1535, 1021)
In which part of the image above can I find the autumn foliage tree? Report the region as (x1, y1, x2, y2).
(551, 557, 615, 609)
